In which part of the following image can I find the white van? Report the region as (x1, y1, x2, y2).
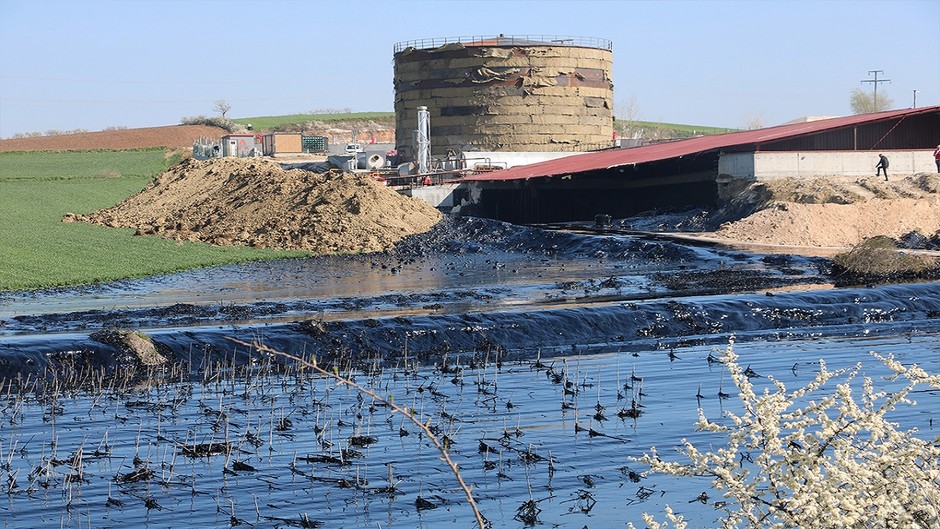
(345, 143, 364, 154)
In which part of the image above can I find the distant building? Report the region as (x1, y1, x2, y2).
(221, 134, 261, 157)
(782, 116, 842, 124)
(260, 133, 331, 156)
(262, 133, 302, 156)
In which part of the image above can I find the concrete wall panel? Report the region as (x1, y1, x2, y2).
(718, 152, 756, 178)
(719, 151, 937, 179)
(273, 133, 302, 154)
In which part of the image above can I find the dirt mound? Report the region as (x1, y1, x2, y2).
(70, 157, 442, 253)
(0, 125, 228, 152)
(713, 174, 940, 247)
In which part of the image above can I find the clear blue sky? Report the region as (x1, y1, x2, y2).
(1, 0, 937, 138)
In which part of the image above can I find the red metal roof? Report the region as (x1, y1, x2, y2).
(463, 106, 940, 182)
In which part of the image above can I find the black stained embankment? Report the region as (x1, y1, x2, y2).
(2, 282, 939, 381)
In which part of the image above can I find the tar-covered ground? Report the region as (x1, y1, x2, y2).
(1, 215, 938, 528)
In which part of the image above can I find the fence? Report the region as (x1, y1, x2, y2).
(394, 35, 612, 53)
(302, 136, 328, 153)
(192, 136, 221, 160)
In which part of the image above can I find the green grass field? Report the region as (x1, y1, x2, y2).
(232, 112, 395, 131)
(0, 150, 304, 291)
(630, 120, 737, 135)
(616, 120, 737, 138)
(0, 148, 174, 181)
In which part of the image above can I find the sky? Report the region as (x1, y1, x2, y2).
(1, 0, 938, 138)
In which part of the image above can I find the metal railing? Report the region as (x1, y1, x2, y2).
(457, 141, 620, 153)
(394, 35, 612, 53)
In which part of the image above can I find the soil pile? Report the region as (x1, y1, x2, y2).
(713, 174, 940, 247)
(0, 125, 227, 152)
(71, 157, 441, 253)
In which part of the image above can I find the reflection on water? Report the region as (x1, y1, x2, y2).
(0, 333, 936, 528)
(1, 230, 817, 323)
(1, 220, 935, 526)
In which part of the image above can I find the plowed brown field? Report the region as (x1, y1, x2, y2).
(0, 125, 228, 152)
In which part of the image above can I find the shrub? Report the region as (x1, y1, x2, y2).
(833, 236, 936, 278)
(631, 338, 940, 529)
(11, 131, 42, 139)
(179, 115, 238, 133)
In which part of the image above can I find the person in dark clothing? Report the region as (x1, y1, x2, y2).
(876, 154, 889, 181)
(934, 144, 940, 173)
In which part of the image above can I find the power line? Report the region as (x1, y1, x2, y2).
(861, 70, 891, 109)
(0, 74, 278, 86)
(0, 96, 314, 105)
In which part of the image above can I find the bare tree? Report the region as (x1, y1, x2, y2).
(615, 95, 642, 138)
(213, 99, 232, 119)
(742, 109, 765, 130)
(850, 88, 894, 114)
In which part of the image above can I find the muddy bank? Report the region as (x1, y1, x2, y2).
(1, 264, 820, 336)
(1, 217, 825, 329)
(3, 216, 937, 383)
(3, 282, 939, 381)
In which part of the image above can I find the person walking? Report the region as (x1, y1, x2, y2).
(934, 144, 940, 173)
(876, 154, 889, 181)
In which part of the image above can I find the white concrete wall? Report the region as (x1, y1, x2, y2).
(717, 152, 755, 178)
(719, 151, 937, 180)
(462, 151, 585, 170)
(401, 183, 462, 208)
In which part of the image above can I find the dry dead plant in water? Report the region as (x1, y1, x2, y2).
(229, 339, 487, 529)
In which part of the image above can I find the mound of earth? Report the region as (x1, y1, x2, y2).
(0, 125, 228, 152)
(712, 174, 940, 248)
(69, 157, 442, 253)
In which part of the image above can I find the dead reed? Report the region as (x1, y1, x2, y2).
(229, 338, 488, 529)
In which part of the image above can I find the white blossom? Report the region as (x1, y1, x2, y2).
(632, 338, 940, 528)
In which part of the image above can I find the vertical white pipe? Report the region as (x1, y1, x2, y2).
(416, 106, 430, 174)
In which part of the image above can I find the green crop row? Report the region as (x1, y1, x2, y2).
(0, 150, 304, 291)
(0, 148, 174, 181)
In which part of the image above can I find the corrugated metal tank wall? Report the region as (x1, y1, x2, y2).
(393, 36, 614, 160)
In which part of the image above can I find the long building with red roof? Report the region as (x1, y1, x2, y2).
(454, 106, 940, 223)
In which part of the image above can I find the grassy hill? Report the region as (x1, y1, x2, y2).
(232, 112, 395, 132)
(616, 120, 737, 140)
(232, 112, 734, 139)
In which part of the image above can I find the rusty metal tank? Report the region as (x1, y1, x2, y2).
(393, 35, 614, 159)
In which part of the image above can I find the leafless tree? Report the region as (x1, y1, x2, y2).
(742, 109, 765, 130)
(615, 95, 642, 138)
(213, 99, 232, 119)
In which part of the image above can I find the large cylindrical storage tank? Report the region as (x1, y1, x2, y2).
(393, 35, 613, 159)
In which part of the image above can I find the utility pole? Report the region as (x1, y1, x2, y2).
(913, 89, 918, 108)
(861, 70, 891, 110)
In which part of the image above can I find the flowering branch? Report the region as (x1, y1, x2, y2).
(631, 337, 940, 529)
